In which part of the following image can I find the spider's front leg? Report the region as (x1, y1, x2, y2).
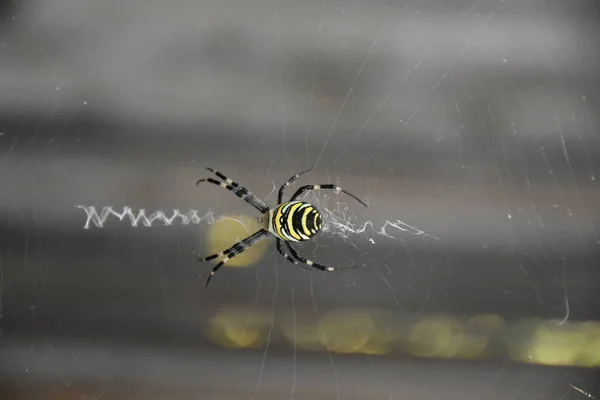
(197, 167, 270, 213)
(289, 184, 368, 207)
(278, 168, 313, 204)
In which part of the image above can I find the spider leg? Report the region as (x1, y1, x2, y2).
(197, 168, 269, 213)
(289, 184, 368, 207)
(277, 168, 313, 204)
(199, 229, 269, 288)
(275, 238, 313, 272)
(284, 241, 360, 271)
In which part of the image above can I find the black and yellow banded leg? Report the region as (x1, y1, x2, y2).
(200, 229, 269, 288)
(284, 241, 358, 272)
(277, 168, 313, 203)
(289, 184, 368, 208)
(196, 168, 269, 213)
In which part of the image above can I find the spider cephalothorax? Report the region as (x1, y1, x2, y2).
(195, 167, 367, 288)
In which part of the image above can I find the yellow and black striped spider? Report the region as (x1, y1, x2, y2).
(196, 167, 368, 288)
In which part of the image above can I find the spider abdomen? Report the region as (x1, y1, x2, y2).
(270, 201, 323, 242)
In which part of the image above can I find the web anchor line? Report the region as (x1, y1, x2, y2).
(75, 206, 215, 229)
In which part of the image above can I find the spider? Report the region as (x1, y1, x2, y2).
(196, 167, 368, 288)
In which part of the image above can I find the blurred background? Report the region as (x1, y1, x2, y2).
(1, 0, 600, 399)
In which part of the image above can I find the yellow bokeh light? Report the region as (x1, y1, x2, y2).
(320, 309, 376, 354)
(470, 313, 506, 334)
(356, 310, 396, 355)
(456, 314, 506, 358)
(205, 302, 600, 365)
(357, 330, 395, 356)
(280, 311, 325, 351)
(455, 335, 489, 359)
(280, 308, 395, 355)
(578, 322, 600, 366)
(207, 306, 270, 349)
(406, 314, 464, 358)
(527, 328, 580, 366)
(206, 214, 268, 267)
(509, 320, 600, 367)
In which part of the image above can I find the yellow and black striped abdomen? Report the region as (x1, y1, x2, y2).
(271, 201, 323, 242)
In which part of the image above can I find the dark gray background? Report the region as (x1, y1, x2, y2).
(1, 0, 599, 398)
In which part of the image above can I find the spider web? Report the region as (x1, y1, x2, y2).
(1, 0, 600, 399)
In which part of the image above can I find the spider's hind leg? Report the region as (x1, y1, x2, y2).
(275, 239, 312, 272)
(198, 229, 269, 288)
(284, 241, 360, 272)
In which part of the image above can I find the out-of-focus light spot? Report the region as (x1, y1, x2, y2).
(280, 311, 324, 351)
(280, 309, 395, 355)
(457, 314, 506, 358)
(506, 317, 540, 362)
(406, 314, 464, 358)
(320, 309, 375, 354)
(357, 311, 396, 355)
(470, 313, 506, 334)
(206, 304, 600, 364)
(206, 214, 268, 267)
(455, 328, 490, 358)
(579, 322, 600, 367)
(528, 328, 581, 366)
(207, 306, 269, 349)
(510, 320, 600, 367)
(357, 329, 395, 355)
